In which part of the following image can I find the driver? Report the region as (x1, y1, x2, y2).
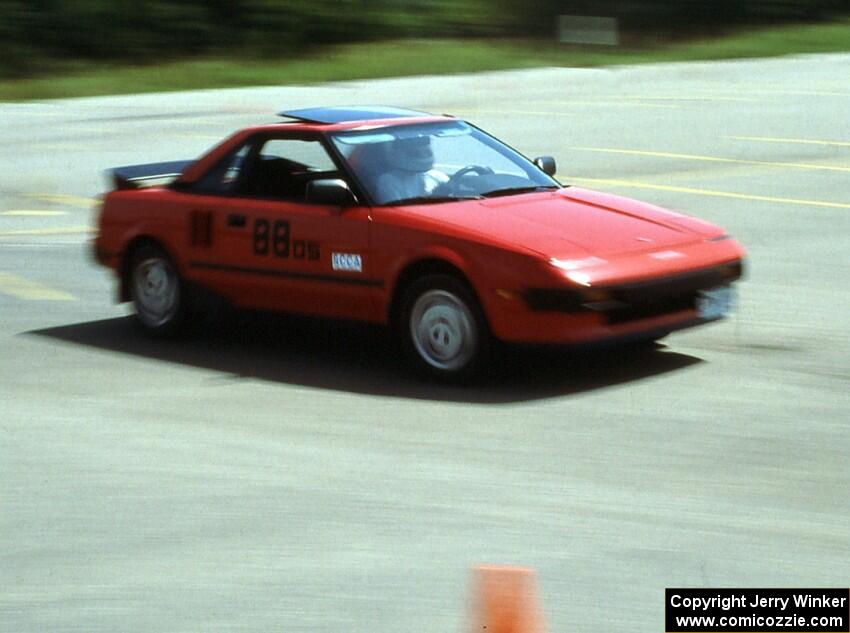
(374, 135, 448, 203)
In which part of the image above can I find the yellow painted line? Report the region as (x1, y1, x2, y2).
(621, 95, 760, 103)
(723, 135, 850, 148)
(644, 163, 780, 185)
(0, 109, 65, 116)
(560, 175, 850, 210)
(38, 143, 98, 152)
(0, 226, 94, 237)
(569, 146, 850, 173)
(1, 210, 67, 217)
(623, 156, 850, 186)
(0, 272, 74, 301)
(731, 89, 850, 97)
(26, 194, 99, 208)
(459, 102, 680, 115)
(173, 133, 223, 140)
(32, 126, 120, 138)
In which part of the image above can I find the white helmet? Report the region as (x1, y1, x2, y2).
(383, 136, 434, 172)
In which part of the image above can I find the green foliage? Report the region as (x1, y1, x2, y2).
(0, 0, 847, 79)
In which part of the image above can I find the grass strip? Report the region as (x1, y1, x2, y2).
(1, 19, 849, 101)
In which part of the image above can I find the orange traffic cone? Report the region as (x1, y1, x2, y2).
(469, 565, 547, 633)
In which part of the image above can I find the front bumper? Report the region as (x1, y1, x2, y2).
(489, 305, 720, 344)
(487, 260, 742, 344)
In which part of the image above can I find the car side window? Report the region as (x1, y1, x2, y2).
(193, 144, 251, 194)
(261, 139, 336, 171)
(238, 138, 339, 201)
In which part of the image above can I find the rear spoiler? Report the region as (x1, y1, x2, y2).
(111, 160, 194, 190)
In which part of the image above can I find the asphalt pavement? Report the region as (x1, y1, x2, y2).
(1, 54, 848, 632)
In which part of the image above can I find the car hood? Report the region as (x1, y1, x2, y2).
(399, 187, 710, 259)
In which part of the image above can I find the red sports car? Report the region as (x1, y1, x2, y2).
(94, 106, 745, 380)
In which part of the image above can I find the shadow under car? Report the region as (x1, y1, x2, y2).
(29, 311, 703, 404)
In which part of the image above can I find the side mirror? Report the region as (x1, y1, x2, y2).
(305, 179, 356, 207)
(533, 156, 557, 177)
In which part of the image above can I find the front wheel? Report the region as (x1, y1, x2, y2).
(129, 244, 186, 336)
(399, 275, 490, 381)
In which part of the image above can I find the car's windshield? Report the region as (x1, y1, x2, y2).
(329, 120, 560, 205)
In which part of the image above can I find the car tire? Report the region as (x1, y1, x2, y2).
(398, 274, 490, 382)
(627, 333, 668, 349)
(129, 243, 187, 336)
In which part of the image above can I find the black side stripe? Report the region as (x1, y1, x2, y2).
(188, 261, 384, 287)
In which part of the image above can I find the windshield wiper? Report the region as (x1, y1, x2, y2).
(382, 194, 483, 206)
(480, 185, 560, 198)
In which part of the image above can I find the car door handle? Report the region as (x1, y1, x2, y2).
(226, 213, 246, 228)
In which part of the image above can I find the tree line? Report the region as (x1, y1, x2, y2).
(1, 0, 846, 78)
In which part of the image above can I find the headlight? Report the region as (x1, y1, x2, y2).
(549, 256, 607, 271)
(566, 271, 592, 287)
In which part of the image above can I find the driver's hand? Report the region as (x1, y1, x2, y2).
(424, 169, 450, 195)
(428, 169, 450, 184)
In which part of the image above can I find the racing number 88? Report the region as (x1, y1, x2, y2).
(252, 218, 318, 260)
(273, 220, 290, 257)
(253, 219, 289, 256)
(253, 218, 269, 255)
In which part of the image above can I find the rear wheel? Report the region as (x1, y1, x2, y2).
(129, 244, 186, 336)
(627, 333, 668, 349)
(399, 274, 490, 381)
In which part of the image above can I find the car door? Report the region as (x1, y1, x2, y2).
(196, 133, 378, 322)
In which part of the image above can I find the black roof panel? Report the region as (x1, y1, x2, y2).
(278, 106, 434, 124)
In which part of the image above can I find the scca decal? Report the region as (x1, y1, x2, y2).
(252, 219, 319, 261)
(331, 253, 362, 272)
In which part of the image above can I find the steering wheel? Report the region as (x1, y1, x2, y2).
(441, 164, 494, 195)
